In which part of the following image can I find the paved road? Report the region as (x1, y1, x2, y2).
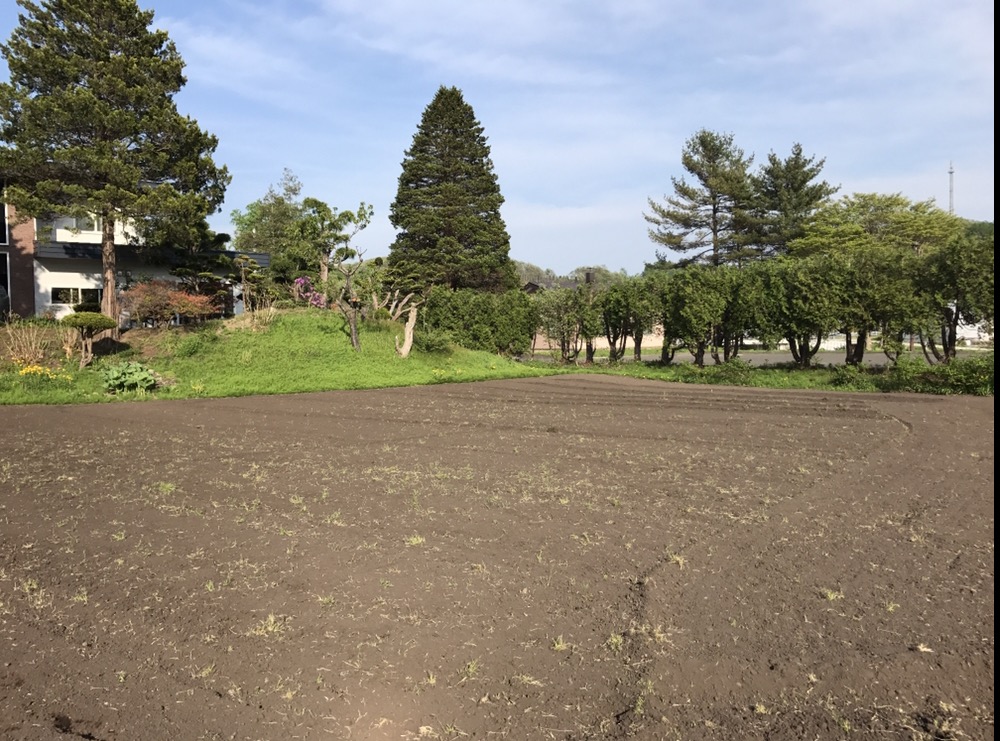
(528, 350, 899, 366)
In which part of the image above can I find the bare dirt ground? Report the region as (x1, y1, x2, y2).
(0, 376, 993, 740)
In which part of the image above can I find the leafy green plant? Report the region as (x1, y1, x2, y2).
(414, 328, 454, 354)
(704, 358, 755, 385)
(933, 352, 994, 395)
(101, 361, 158, 393)
(831, 363, 878, 391)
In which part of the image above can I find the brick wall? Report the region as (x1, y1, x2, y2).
(5, 205, 37, 317)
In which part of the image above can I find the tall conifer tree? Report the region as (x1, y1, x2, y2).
(388, 86, 516, 292)
(0, 0, 229, 321)
(645, 130, 755, 266)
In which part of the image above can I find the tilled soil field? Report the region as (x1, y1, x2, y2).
(0, 376, 993, 740)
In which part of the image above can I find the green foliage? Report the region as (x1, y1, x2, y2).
(171, 327, 218, 358)
(413, 328, 454, 354)
(101, 361, 157, 393)
(534, 286, 597, 363)
(230, 170, 309, 282)
(514, 260, 560, 289)
(830, 363, 879, 392)
(598, 277, 654, 362)
(707, 358, 755, 385)
(61, 312, 117, 332)
(753, 255, 847, 367)
(915, 232, 994, 362)
(388, 86, 517, 292)
(932, 352, 994, 395)
(0, 0, 229, 319)
(422, 287, 537, 355)
(791, 194, 964, 257)
(656, 265, 730, 365)
(877, 352, 994, 395)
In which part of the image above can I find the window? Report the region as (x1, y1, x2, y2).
(35, 215, 102, 239)
(51, 287, 102, 305)
(71, 215, 101, 232)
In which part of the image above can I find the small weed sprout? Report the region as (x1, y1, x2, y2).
(513, 674, 543, 687)
(459, 659, 480, 682)
(248, 613, 287, 638)
(551, 635, 570, 651)
(668, 552, 687, 569)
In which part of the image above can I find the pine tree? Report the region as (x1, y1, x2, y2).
(645, 130, 755, 266)
(0, 0, 229, 321)
(749, 143, 838, 256)
(388, 86, 516, 292)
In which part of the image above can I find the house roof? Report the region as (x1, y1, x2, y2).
(35, 242, 271, 268)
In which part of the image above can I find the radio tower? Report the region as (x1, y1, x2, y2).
(948, 162, 954, 214)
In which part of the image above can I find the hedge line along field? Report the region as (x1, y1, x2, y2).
(0, 375, 993, 740)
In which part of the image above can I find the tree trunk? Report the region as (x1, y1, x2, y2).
(100, 213, 120, 338)
(846, 329, 867, 365)
(395, 305, 417, 358)
(788, 336, 803, 367)
(942, 308, 959, 362)
(348, 307, 360, 351)
(660, 340, 676, 365)
(920, 330, 946, 364)
(634, 333, 643, 361)
(692, 341, 706, 367)
(319, 254, 329, 291)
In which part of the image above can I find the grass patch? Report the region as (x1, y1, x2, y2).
(565, 352, 994, 395)
(1, 310, 556, 404)
(1, 311, 990, 404)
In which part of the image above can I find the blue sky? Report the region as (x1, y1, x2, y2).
(1, 0, 994, 275)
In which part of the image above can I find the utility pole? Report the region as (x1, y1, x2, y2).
(948, 162, 955, 214)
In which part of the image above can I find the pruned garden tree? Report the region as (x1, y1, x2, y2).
(533, 286, 602, 363)
(645, 129, 755, 266)
(659, 264, 731, 367)
(598, 277, 656, 362)
(0, 0, 229, 324)
(300, 197, 373, 297)
(753, 255, 848, 368)
(61, 311, 116, 368)
(388, 86, 517, 292)
(328, 204, 375, 352)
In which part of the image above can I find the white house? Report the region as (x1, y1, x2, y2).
(2, 203, 268, 319)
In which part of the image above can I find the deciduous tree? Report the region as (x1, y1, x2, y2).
(231, 170, 308, 283)
(791, 193, 965, 363)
